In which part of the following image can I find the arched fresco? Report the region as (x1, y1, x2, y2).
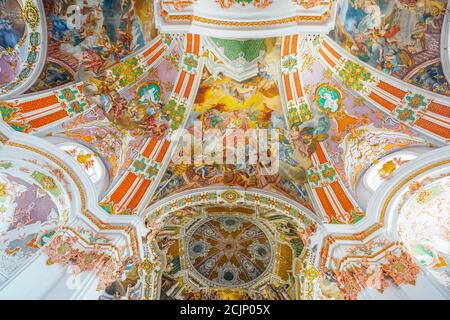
(0, 157, 68, 286)
(25, 60, 75, 93)
(341, 125, 428, 191)
(57, 142, 108, 194)
(144, 187, 320, 242)
(185, 215, 274, 289)
(332, 0, 450, 95)
(145, 203, 329, 300)
(0, 0, 27, 87)
(397, 173, 450, 289)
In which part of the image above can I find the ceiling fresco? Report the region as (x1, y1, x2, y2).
(298, 42, 431, 191)
(186, 216, 273, 288)
(0, 171, 58, 284)
(397, 173, 450, 289)
(0, 0, 449, 301)
(43, 0, 157, 73)
(155, 0, 337, 37)
(0, 155, 71, 286)
(152, 205, 325, 300)
(0, 0, 27, 87)
(151, 67, 315, 211)
(25, 60, 75, 93)
(0, 0, 47, 98)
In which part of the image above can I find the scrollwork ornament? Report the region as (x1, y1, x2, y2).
(22, 0, 40, 31)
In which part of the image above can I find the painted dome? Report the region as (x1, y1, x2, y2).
(186, 216, 272, 288)
(0, 161, 60, 285)
(0, 0, 448, 302)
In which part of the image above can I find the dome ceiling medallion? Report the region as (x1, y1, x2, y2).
(186, 216, 273, 288)
(155, 0, 337, 38)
